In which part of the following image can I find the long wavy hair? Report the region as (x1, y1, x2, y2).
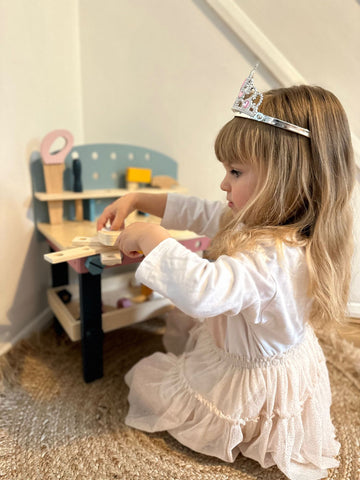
(208, 85, 355, 328)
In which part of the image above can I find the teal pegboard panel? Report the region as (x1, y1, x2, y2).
(63, 144, 177, 190)
(30, 144, 178, 224)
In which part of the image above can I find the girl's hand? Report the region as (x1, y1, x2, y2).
(96, 193, 137, 231)
(116, 222, 170, 257)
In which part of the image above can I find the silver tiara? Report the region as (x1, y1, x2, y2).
(232, 64, 311, 138)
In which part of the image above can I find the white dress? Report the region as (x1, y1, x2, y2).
(124, 194, 340, 480)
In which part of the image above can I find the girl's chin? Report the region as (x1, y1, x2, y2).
(228, 202, 239, 213)
(228, 203, 241, 216)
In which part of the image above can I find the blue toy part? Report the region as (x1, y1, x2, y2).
(30, 144, 178, 224)
(85, 255, 104, 275)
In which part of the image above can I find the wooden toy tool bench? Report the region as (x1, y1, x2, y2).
(32, 141, 210, 382)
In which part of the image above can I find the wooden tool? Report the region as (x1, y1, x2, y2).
(44, 244, 118, 264)
(45, 229, 123, 266)
(73, 229, 123, 265)
(40, 129, 74, 224)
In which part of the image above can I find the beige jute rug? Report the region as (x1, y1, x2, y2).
(1, 318, 359, 480)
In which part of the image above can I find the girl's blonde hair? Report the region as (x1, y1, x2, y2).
(208, 85, 355, 328)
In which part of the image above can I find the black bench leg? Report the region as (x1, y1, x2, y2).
(79, 272, 104, 382)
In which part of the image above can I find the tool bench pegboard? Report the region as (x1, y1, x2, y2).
(31, 143, 178, 224)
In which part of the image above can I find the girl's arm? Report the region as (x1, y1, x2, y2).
(116, 222, 171, 258)
(134, 237, 272, 318)
(117, 223, 274, 318)
(97, 192, 225, 237)
(96, 192, 168, 231)
(161, 194, 225, 237)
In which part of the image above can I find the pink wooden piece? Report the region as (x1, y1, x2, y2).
(40, 129, 74, 165)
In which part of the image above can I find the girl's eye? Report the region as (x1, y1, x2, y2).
(230, 169, 242, 177)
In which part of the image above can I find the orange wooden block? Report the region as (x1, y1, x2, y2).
(126, 167, 152, 184)
(141, 284, 153, 297)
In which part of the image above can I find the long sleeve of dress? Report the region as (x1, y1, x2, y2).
(161, 193, 225, 238)
(135, 238, 275, 320)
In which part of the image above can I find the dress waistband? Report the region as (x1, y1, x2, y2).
(194, 323, 321, 369)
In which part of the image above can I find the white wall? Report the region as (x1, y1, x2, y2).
(0, 0, 83, 353)
(78, 0, 277, 202)
(234, 0, 360, 139)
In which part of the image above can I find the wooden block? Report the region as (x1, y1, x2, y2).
(151, 175, 178, 189)
(126, 167, 152, 184)
(127, 181, 139, 191)
(100, 251, 122, 266)
(97, 228, 121, 246)
(131, 294, 147, 304)
(141, 284, 153, 297)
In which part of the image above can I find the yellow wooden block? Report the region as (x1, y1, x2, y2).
(141, 284, 153, 297)
(126, 167, 152, 184)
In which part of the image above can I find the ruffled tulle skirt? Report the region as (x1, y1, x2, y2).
(124, 321, 339, 480)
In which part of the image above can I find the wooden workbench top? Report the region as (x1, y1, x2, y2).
(37, 212, 202, 251)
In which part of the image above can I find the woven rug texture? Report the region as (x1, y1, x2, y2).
(0, 319, 359, 480)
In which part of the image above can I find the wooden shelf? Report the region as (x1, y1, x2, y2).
(34, 186, 187, 202)
(48, 272, 173, 341)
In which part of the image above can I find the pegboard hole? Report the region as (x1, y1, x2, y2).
(128, 153, 134, 160)
(110, 152, 117, 160)
(111, 172, 118, 180)
(145, 153, 151, 161)
(92, 172, 99, 180)
(92, 152, 99, 160)
(71, 151, 79, 159)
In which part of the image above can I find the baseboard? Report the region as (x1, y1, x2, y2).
(0, 308, 54, 357)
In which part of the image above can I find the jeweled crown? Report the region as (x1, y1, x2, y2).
(231, 64, 311, 138)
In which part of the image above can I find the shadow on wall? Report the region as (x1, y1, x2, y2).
(2, 230, 51, 350)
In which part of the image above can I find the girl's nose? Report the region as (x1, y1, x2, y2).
(220, 176, 230, 192)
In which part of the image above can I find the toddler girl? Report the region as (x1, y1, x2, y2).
(97, 66, 355, 480)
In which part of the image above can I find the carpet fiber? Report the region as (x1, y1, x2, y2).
(1, 319, 359, 480)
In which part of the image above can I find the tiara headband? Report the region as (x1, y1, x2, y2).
(231, 64, 311, 138)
